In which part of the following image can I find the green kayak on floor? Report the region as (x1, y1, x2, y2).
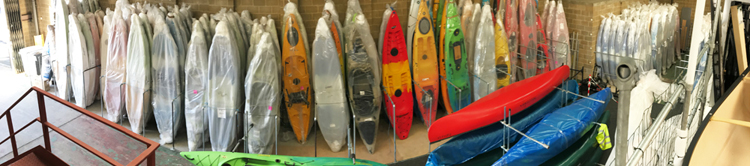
(457, 111, 610, 166)
(180, 151, 386, 166)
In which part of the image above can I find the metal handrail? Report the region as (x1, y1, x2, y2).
(0, 87, 159, 166)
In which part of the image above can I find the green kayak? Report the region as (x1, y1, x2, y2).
(180, 151, 386, 166)
(443, 2, 471, 111)
(457, 111, 610, 166)
(541, 110, 611, 166)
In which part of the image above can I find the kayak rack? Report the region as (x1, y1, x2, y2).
(438, 75, 467, 110)
(381, 85, 398, 163)
(512, 40, 571, 83)
(411, 81, 435, 153)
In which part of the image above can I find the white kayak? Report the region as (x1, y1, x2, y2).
(184, 21, 209, 151)
(68, 14, 95, 108)
(407, 0, 419, 69)
(244, 32, 281, 154)
(104, 9, 128, 123)
(313, 18, 349, 152)
(206, 20, 242, 152)
(125, 13, 152, 135)
(153, 14, 184, 145)
(55, 0, 71, 102)
(472, 5, 497, 101)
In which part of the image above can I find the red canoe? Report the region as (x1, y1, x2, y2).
(427, 65, 570, 142)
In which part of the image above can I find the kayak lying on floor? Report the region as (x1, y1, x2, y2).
(428, 65, 570, 142)
(494, 88, 611, 166)
(541, 111, 611, 166)
(180, 151, 386, 166)
(427, 80, 579, 166)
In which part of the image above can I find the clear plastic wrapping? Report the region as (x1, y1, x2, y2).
(68, 14, 88, 108)
(86, 13, 102, 100)
(466, 3, 481, 74)
(313, 17, 349, 152)
(504, 0, 518, 83)
(345, 0, 382, 153)
(125, 14, 151, 135)
(494, 10, 511, 89)
(184, 21, 209, 151)
(206, 20, 242, 152)
(104, 9, 128, 123)
(518, 0, 536, 80)
(378, 3, 394, 56)
(244, 32, 281, 154)
(552, 3, 570, 68)
(152, 15, 183, 145)
(472, 5, 496, 101)
(595, 17, 607, 79)
(54, 0, 71, 101)
(43, 25, 55, 80)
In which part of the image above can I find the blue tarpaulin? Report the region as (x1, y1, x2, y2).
(493, 88, 611, 166)
(426, 80, 579, 166)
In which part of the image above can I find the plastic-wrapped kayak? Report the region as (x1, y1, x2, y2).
(412, 0, 439, 127)
(378, 4, 393, 58)
(312, 19, 349, 152)
(495, 8, 511, 89)
(125, 14, 152, 135)
(282, 10, 313, 143)
(443, 1, 471, 112)
(473, 5, 497, 101)
(245, 32, 281, 154)
(551, 3, 570, 69)
(86, 13, 102, 100)
(180, 151, 386, 166)
(345, 0, 382, 153)
(460, 2, 474, 72)
(541, 111, 610, 166)
(206, 20, 242, 152)
(428, 65, 569, 142)
(68, 14, 95, 108)
(184, 21, 209, 151)
(381, 9, 414, 140)
(494, 88, 611, 166)
(104, 9, 128, 123)
(536, 14, 551, 74)
(518, 0, 537, 80)
(407, 0, 420, 69)
(427, 80, 579, 166)
(323, 0, 346, 78)
(596, 17, 610, 80)
(504, 0, 518, 83)
(152, 14, 183, 145)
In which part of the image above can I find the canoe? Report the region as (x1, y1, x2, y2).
(180, 151, 386, 166)
(412, 0, 440, 127)
(518, 0, 537, 80)
(125, 14, 152, 136)
(312, 18, 349, 152)
(153, 15, 184, 145)
(686, 74, 750, 165)
(428, 65, 569, 142)
(443, 1, 472, 112)
(494, 8, 511, 89)
(344, 0, 382, 153)
(428, 80, 579, 166)
(438, 0, 453, 114)
(382, 10, 414, 140)
(184, 21, 209, 151)
(282, 12, 314, 143)
(494, 88, 611, 166)
(541, 111, 611, 166)
(245, 32, 281, 154)
(206, 20, 242, 152)
(407, 0, 419, 69)
(472, 5, 497, 101)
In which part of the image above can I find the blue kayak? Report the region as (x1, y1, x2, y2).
(426, 80, 579, 166)
(493, 88, 611, 166)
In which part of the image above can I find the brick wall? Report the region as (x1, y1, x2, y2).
(19, 0, 37, 46)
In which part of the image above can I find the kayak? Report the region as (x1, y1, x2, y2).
(443, 1, 472, 112)
(428, 80, 579, 166)
(428, 65, 569, 142)
(312, 18, 349, 152)
(494, 7, 511, 89)
(180, 151, 386, 166)
(437, 0, 452, 114)
(184, 21, 209, 151)
(381, 9, 414, 140)
(518, 0, 537, 80)
(206, 20, 242, 152)
(494, 88, 611, 166)
(503, 0, 518, 83)
(282, 12, 314, 143)
(472, 5, 497, 101)
(541, 111, 611, 166)
(412, 0, 440, 127)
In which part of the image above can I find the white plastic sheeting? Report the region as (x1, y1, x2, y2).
(55, 0, 71, 102)
(69, 14, 96, 108)
(206, 20, 242, 152)
(125, 13, 151, 135)
(152, 15, 183, 145)
(184, 21, 209, 151)
(313, 18, 349, 152)
(244, 32, 281, 154)
(378, 3, 394, 57)
(472, 5, 496, 101)
(104, 8, 128, 123)
(551, 2, 570, 69)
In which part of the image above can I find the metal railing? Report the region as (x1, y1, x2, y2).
(0, 87, 159, 166)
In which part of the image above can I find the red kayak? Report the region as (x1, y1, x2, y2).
(382, 10, 414, 140)
(427, 65, 570, 142)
